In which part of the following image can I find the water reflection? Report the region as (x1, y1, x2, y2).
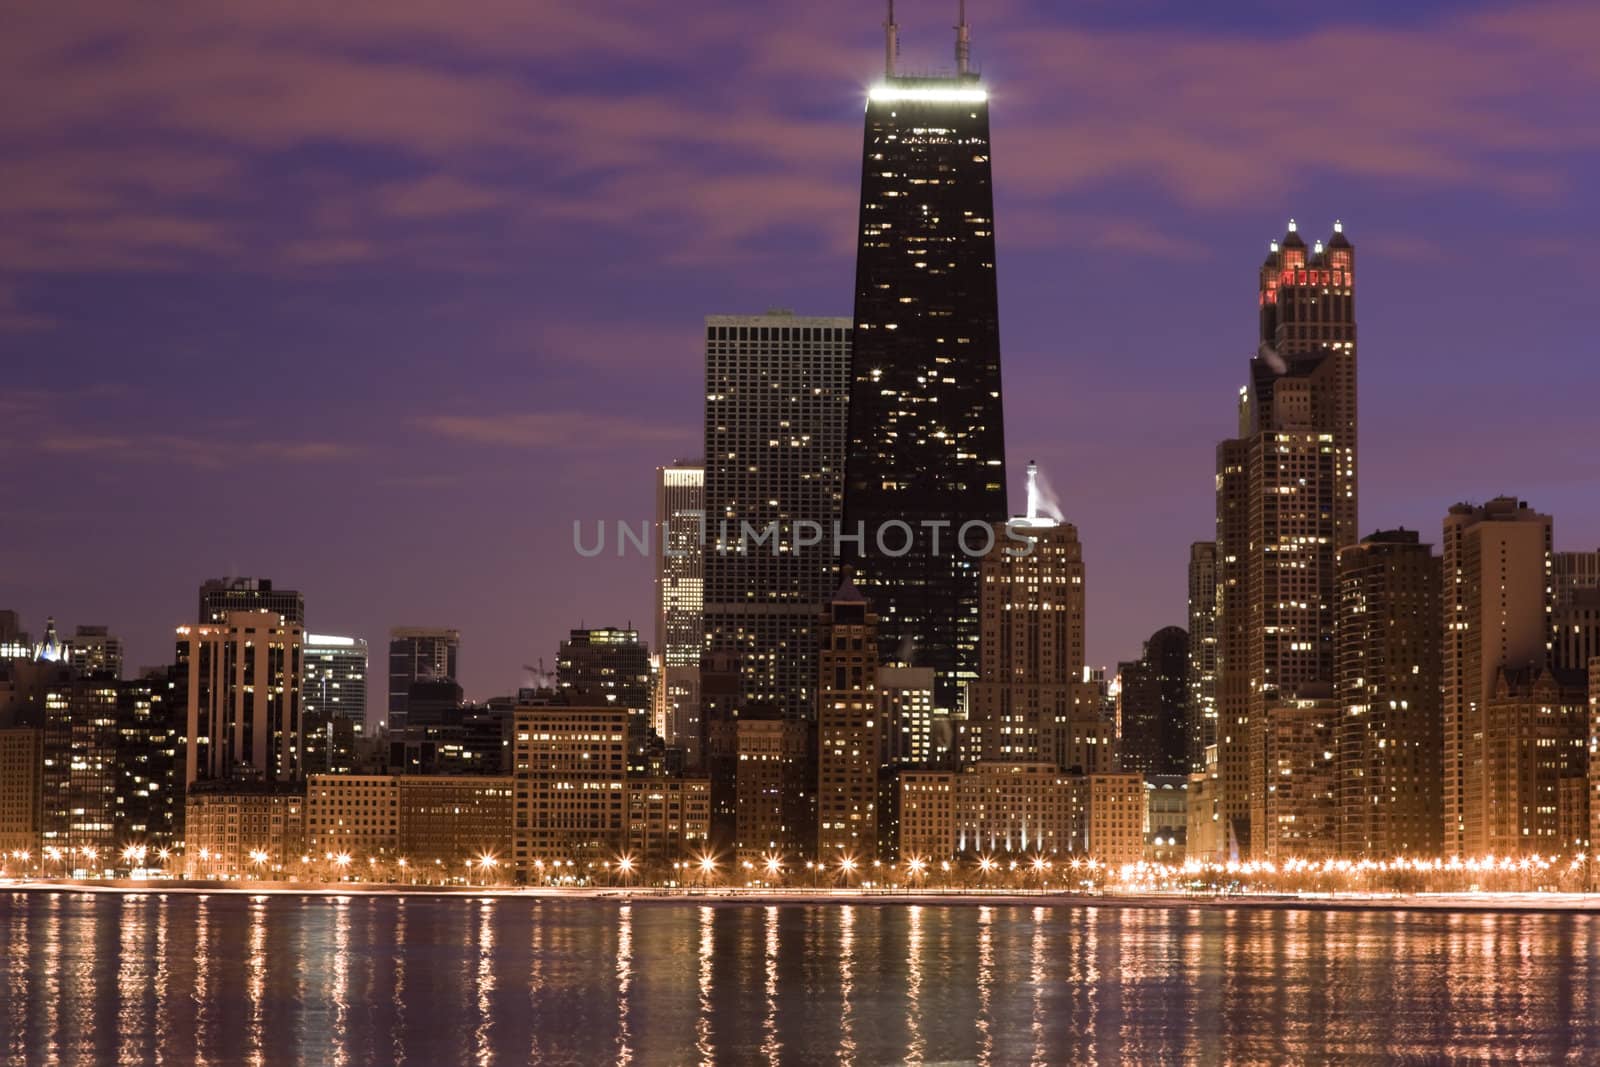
(3, 894, 1600, 1064)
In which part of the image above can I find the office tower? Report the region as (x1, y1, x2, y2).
(842, 27, 1009, 716)
(179, 611, 305, 786)
(199, 577, 304, 625)
(1116, 626, 1189, 777)
(1480, 666, 1587, 856)
(1336, 531, 1443, 857)
(817, 580, 881, 860)
(510, 705, 627, 877)
(0, 727, 42, 856)
(556, 627, 654, 773)
(67, 625, 123, 679)
(702, 311, 851, 723)
(40, 673, 120, 858)
(1187, 542, 1219, 772)
(1441, 498, 1553, 856)
(1214, 219, 1356, 857)
(387, 627, 459, 731)
(878, 666, 940, 766)
(116, 668, 185, 849)
(302, 634, 367, 774)
(969, 497, 1086, 766)
(654, 460, 705, 763)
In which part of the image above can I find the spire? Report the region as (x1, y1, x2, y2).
(1025, 459, 1040, 520)
(884, 0, 899, 77)
(956, 0, 972, 75)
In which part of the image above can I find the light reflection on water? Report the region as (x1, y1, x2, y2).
(2, 893, 1600, 1064)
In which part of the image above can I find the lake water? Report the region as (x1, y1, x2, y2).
(2, 891, 1598, 1064)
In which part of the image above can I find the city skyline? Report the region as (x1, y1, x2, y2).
(5, 0, 1600, 710)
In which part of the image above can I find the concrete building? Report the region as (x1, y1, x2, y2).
(511, 705, 627, 875)
(1442, 498, 1553, 856)
(817, 581, 880, 860)
(1336, 530, 1443, 857)
(1187, 542, 1219, 773)
(898, 771, 957, 861)
(1088, 772, 1149, 866)
(1261, 689, 1340, 859)
(654, 461, 704, 765)
(626, 775, 711, 872)
(703, 312, 851, 723)
(1480, 666, 1587, 857)
(179, 611, 305, 786)
(397, 775, 515, 870)
(183, 781, 305, 879)
(305, 774, 399, 858)
(733, 716, 808, 864)
(954, 763, 1086, 858)
(387, 628, 459, 732)
(0, 727, 42, 856)
(969, 494, 1087, 766)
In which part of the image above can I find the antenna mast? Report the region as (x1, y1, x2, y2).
(884, 0, 899, 77)
(956, 0, 972, 75)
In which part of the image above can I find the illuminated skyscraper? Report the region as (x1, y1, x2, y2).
(702, 312, 851, 722)
(1214, 219, 1356, 857)
(654, 460, 704, 763)
(1117, 626, 1189, 778)
(302, 634, 368, 774)
(179, 611, 304, 786)
(843, 14, 1008, 714)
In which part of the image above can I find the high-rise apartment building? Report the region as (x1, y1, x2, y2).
(843, 47, 1009, 715)
(1260, 687, 1339, 860)
(1214, 219, 1356, 857)
(731, 715, 809, 864)
(179, 611, 305, 786)
(40, 674, 121, 855)
(1186, 542, 1219, 773)
(199, 577, 304, 625)
(1336, 530, 1443, 857)
(387, 628, 459, 731)
(1116, 626, 1189, 777)
(816, 581, 881, 860)
(702, 312, 851, 723)
(1480, 666, 1587, 856)
(969, 502, 1087, 767)
(116, 668, 185, 849)
(1441, 498, 1552, 856)
(654, 461, 705, 763)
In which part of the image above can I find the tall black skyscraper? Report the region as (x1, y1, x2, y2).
(843, 7, 1008, 714)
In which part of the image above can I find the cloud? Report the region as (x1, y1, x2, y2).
(416, 411, 695, 450)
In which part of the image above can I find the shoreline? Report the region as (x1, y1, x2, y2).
(6, 880, 1600, 913)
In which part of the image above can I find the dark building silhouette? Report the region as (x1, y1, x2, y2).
(557, 627, 654, 775)
(387, 628, 459, 732)
(843, 47, 1008, 714)
(1117, 627, 1190, 777)
(199, 577, 304, 625)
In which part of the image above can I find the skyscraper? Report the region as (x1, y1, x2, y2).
(387, 627, 459, 731)
(556, 627, 654, 774)
(179, 611, 304, 786)
(702, 312, 851, 722)
(843, 13, 1009, 714)
(654, 460, 704, 762)
(1215, 219, 1356, 857)
(968, 474, 1087, 768)
(1336, 530, 1442, 857)
(1116, 626, 1189, 778)
(66, 625, 123, 679)
(302, 634, 368, 774)
(1186, 542, 1218, 774)
(1441, 498, 1553, 856)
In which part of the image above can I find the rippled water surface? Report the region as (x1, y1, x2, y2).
(3, 892, 1599, 1064)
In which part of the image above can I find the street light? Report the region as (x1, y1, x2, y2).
(616, 854, 635, 887)
(764, 853, 783, 882)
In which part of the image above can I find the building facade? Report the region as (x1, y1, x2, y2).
(702, 312, 851, 724)
(1187, 542, 1219, 773)
(625, 775, 711, 871)
(511, 705, 627, 875)
(1336, 530, 1443, 857)
(1480, 666, 1587, 856)
(180, 611, 304, 786)
(1441, 498, 1553, 856)
(1117, 626, 1189, 777)
(183, 781, 305, 879)
(199, 577, 304, 626)
(0, 727, 42, 856)
(817, 582, 881, 860)
(387, 628, 459, 731)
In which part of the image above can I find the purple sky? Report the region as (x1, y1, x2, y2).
(4, 1, 1598, 715)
